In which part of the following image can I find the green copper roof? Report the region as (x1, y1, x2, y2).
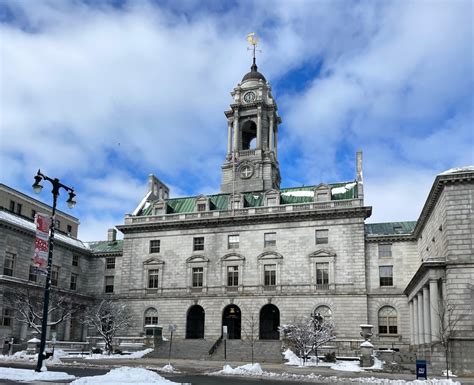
(138, 181, 358, 216)
(365, 221, 417, 236)
(87, 240, 123, 254)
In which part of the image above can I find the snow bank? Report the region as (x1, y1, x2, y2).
(84, 348, 153, 360)
(160, 364, 178, 373)
(330, 360, 363, 372)
(353, 379, 460, 384)
(0, 367, 75, 382)
(217, 363, 264, 376)
(71, 367, 179, 384)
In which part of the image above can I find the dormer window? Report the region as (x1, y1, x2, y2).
(195, 196, 209, 212)
(314, 184, 330, 202)
(229, 194, 242, 210)
(152, 200, 166, 215)
(264, 190, 280, 207)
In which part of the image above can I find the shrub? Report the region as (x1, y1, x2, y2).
(324, 351, 337, 362)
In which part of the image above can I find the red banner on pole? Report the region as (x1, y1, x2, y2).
(33, 213, 51, 274)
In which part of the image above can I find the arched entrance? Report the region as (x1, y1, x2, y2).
(259, 304, 280, 340)
(186, 305, 205, 339)
(222, 304, 241, 339)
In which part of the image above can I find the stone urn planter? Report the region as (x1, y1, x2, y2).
(359, 324, 374, 367)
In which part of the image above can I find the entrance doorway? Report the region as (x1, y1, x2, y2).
(259, 304, 280, 340)
(186, 305, 205, 339)
(222, 304, 241, 339)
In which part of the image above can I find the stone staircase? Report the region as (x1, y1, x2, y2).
(147, 339, 283, 363)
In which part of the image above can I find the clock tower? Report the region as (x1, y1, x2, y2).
(221, 52, 282, 194)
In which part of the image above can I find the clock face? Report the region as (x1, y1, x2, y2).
(243, 91, 256, 103)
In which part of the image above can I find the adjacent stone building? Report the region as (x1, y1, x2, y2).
(0, 60, 472, 373)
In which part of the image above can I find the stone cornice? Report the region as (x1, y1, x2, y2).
(365, 234, 416, 243)
(117, 206, 372, 234)
(403, 260, 446, 296)
(413, 171, 473, 238)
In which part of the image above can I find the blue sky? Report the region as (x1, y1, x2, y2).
(1, 0, 472, 241)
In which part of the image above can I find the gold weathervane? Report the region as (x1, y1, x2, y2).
(246, 32, 261, 61)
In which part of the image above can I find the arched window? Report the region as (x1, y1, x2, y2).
(314, 305, 332, 321)
(241, 121, 257, 150)
(378, 306, 398, 334)
(144, 308, 158, 326)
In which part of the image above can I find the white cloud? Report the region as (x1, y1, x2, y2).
(1, 0, 472, 238)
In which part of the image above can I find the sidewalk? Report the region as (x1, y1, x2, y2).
(60, 356, 474, 384)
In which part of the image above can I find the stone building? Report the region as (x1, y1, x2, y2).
(0, 59, 472, 373)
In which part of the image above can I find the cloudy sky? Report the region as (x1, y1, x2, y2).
(1, 0, 472, 241)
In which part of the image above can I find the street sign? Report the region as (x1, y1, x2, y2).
(168, 324, 177, 333)
(222, 325, 228, 340)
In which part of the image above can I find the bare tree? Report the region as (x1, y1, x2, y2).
(82, 300, 133, 354)
(241, 312, 259, 364)
(432, 299, 467, 379)
(4, 288, 81, 336)
(280, 315, 335, 366)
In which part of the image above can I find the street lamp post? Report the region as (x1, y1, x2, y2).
(32, 169, 76, 372)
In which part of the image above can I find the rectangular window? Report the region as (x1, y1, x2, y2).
(16, 203, 22, 215)
(70, 273, 78, 291)
(1, 308, 12, 327)
(316, 262, 329, 287)
(3, 252, 15, 276)
(29, 265, 37, 282)
(150, 240, 160, 253)
(67, 225, 72, 234)
(55, 219, 61, 230)
(105, 276, 114, 293)
(264, 264, 276, 286)
(106, 257, 116, 269)
(31, 209, 37, 219)
(379, 266, 393, 287)
(192, 267, 203, 287)
(193, 237, 205, 251)
(316, 229, 329, 244)
(72, 255, 79, 267)
(145, 315, 158, 325)
(227, 266, 239, 286)
(51, 266, 59, 286)
(148, 269, 159, 289)
(378, 244, 392, 258)
(264, 232, 276, 247)
(197, 203, 206, 212)
(228, 235, 239, 249)
(9, 201, 15, 212)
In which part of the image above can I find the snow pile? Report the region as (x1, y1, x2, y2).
(0, 367, 75, 382)
(84, 348, 153, 360)
(0, 350, 35, 362)
(331, 182, 357, 195)
(439, 166, 474, 175)
(352, 379, 460, 384)
(442, 370, 457, 377)
(218, 363, 264, 376)
(283, 348, 302, 366)
(330, 360, 363, 372)
(281, 190, 314, 198)
(71, 367, 179, 384)
(160, 364, 178, 373)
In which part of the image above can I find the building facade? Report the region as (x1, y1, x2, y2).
(0, 60, 472, 373)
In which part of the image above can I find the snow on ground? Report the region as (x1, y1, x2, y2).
(219, 363, 264, 375)
(0, 349, 66, 365)
(442, 370, 457, 377)
(0, 367, 75, 382)
(72, 348, 153, 360)
(160, 364, 179, 373)
(71, 367, 179, 384)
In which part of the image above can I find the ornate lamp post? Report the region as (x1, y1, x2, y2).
(32, 170, 76, 372)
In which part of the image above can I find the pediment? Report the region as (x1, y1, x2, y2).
(257, 251, 283, 260)
(315, 183, 330, 191)
(309, 249, 336, 258)
(186, 255, 209, 263)
(195, 195, 208, 202)
(221, 253, 245, 262)
(264, 189, 280, 196)
(143, 257, 165, 266)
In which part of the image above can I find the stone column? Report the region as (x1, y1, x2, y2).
(417, 291, 425, 344)
(269, 115, 274, 152)
(81, 324, 88, 342)
(275, 128, 278, 157)
(227, 120, 232, 156)
(46, 326, 51, 340)
(20, 322, 28, 341)
(256, 106, 262, 149)
(409, 300, 415, 344)
(233, 111, 239, 153)
(429, 279, 440, 341)
(423, 286, 431, 343)
(64, 316, 71, 341)
(413, 296, 419, 345)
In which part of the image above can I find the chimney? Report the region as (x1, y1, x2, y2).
(107, 228, 117, 242)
